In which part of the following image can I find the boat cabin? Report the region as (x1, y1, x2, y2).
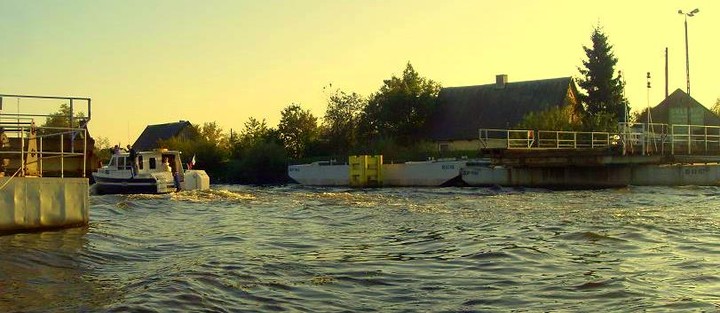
(105, 149, 184, 176)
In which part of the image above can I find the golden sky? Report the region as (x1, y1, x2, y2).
(0, 0, 717, 145)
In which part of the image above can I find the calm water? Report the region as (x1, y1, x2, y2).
(1, 185, 719, 312)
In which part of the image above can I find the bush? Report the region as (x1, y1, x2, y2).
(224, 142, 288, 184)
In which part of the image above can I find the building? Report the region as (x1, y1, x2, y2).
(133, 121, 196, 151)
(636, 88, 720, 127)
(426, 75, 581, 151)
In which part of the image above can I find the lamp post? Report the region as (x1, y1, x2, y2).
(678, 8, 699, 96)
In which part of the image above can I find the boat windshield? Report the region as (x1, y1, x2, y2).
(108, 155, 118, 167)
(107, 155, 131, 170)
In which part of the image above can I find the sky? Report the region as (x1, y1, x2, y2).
(1, 0, 718, 146)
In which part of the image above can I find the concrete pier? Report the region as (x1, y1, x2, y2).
(462, 147, 720, 188)
(0, 177, 89, 234)
(1, 93, 93, 235)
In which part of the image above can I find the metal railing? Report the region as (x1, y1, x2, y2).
(480, 128, 611, 150)
(668, 124, 720, 155)
(0, 94, 91, 178)
(536, 131, 611, 149)
(479, 128, 534, 149)
(0, 121, 88, 178)
(480, 122, 720, 156)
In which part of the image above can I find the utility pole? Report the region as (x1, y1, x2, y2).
(664, 47, 668, 99)
(679, 8, 699, 96)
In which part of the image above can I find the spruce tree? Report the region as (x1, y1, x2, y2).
(577, 26, 629, 128)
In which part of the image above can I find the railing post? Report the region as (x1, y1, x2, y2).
(671, 125, 675, 155)
(61, 132, 64, 178)
(20, 123, 25, 177)
(687, 125, 692, 154)
(40, 136, 43, 175)
(83, 129, 87, 178)
(573, 132, 577, 149)
(70, 99, 75, 154)
(556, 131, 559, 148)
(506, 130, 510, 149)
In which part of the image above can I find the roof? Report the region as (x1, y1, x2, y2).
(637, 89, 720, 125)
(132, 121, 192, 150)
(427, 77, 574, 141)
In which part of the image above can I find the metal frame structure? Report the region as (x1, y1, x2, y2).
(479, 122, 720, 156)
(0, 94, 91, 178)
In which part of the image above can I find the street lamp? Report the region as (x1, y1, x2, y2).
(678, 8, 699, 96)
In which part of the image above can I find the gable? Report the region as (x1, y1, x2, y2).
(427, 77, 575, 141)
(133, 121, 193, 150)
(638, 89, 720, 126)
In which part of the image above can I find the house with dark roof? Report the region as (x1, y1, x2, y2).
(133, 121, 196, 151)
(636, 89, 720, 126)
(426, 75, 581, 151)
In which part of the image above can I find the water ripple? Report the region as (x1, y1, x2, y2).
(1, 185, 719, 311)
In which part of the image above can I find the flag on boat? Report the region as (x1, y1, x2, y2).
(187, 154, 196, 170)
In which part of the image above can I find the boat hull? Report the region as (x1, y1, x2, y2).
(288, 160, 467, 187)
(92, 174, 176, 195)
(461, 165, 628, 189)
(383, 160, 466, 186)
(91, 149, 211, 194)
(288, 164, 349, 186)
(461, 163, 720, 188)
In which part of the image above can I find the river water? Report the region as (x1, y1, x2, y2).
(1, 185, 719, 312)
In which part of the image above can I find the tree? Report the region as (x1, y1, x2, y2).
(577, 25, 629, 129)
(225, 117, 287, 184)
(278, 104, 318, 159)
(197, 121, 228, 149)
(241, 117, 277, 144)
(321, 87, 366, 155)
(711, 98, 720, 117)
(517, 105, 582, 131)
(231, 117, 281, 159)
(359, 62, 441, 145)
(40, 103, 88, 136)
(157, 122, 229, 179)
(93, 136, 112, 163)
(42, 103, 86, 128)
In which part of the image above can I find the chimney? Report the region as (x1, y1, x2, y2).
(495, 74, 508, 89)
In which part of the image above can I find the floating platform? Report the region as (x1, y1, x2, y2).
(464, 126, 720, 188)
(0, 177, 89, 234)
(1, 93, 92, 235)
(288, 157, 468, 187)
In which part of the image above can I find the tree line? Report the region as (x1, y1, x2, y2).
(166, 24, 631, 184)
(49, 25, 692, 184)
(154, 62, 445, 183)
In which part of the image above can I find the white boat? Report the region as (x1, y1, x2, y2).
(383, 159, 467, 186)
(92, 149, 209, 194)
(288, 158, 468, 187)
(288, 161, 349, 186)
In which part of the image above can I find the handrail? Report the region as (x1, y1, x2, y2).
(0, 120, 89, 178)
(480, 122, 720, 156)
(1, 94, 92, 178)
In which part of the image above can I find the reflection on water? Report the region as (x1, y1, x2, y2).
(1, 186, 719, 311)
(0, 227, 120, 312)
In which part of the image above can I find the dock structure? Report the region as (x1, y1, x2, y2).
(0, 94, 91, 234)
(465, 124, 720, 188)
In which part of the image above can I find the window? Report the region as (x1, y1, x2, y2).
(149, 157, 157, 169)
(117, 157, 126, 170)
(138, 156, 144, 170)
